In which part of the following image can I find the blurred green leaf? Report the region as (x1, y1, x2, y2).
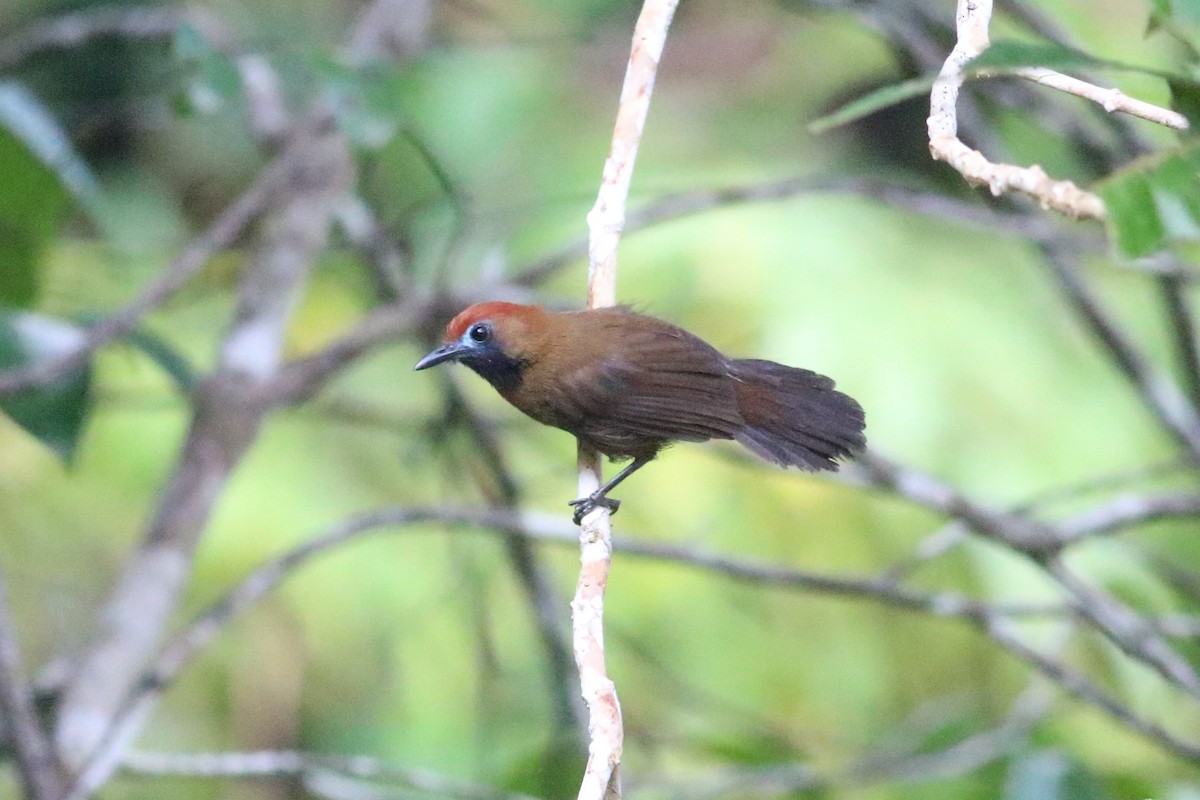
(1145, 0, 1200, 25)
(0, 310, 92, 461)
(0, 82, 100, 209)
(1168, 78, 1200, 128)
(0, 82, 101, 307)
(1004, 751, 1106, 800)
(970, 40, 1106, 73)
(123, 328, 197, 392)
(1151, 149, 1200, 238)
(809, 75, 936, 134)
(172, 23, 243, 115)
(498, 735, 585, 798)
(1100, 169, 1167, 257)
(973, 38, 1200, 91)
(1100, 146, 1200, 257)
(316, 57, 407, 150)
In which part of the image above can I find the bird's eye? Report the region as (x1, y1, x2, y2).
(468, 323, 491, 343)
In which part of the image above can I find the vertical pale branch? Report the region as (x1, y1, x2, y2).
(575, 1, 678, 798)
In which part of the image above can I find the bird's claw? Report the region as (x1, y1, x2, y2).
(569, 494, 621, 525)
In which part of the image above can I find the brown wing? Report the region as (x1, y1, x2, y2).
(538, 310, 743, 458)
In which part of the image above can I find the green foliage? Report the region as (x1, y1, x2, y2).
(0, 82, 100, 307)
(316, 57, 408, 150)
(171, 23, 244, 116)
(122, 327, 198, 392)
(1, 2, 1200, 800)
(808, 76, 935, 135)
(969, 40, 1111, 74)
(0, 310, 91, 461)
(1100, 146, 1200, 257)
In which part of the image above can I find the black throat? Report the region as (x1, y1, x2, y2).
(463, 350, 529, 394)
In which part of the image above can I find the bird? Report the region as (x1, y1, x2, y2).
(415, 301, 866, 524)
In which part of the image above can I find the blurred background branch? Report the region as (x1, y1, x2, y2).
(0, 0, 1199, 798)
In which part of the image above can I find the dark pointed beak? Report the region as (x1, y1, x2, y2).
(414, 342, 467, 371)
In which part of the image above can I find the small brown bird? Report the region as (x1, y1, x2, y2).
(416, 302, 865, 523)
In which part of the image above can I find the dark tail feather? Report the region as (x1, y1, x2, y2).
(730, 358, 866, 471)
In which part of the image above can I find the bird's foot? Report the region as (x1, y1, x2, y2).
(569, 493, 621, 526)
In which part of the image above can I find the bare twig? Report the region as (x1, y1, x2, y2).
(0, 572, 65, 800)
(438, 374, 587, 741)
(1046, 556, 1200, 696)
(0, 5, 213, 70)
(846, 452, 1059, 554)
(1009, 68, 1188, 131)
(122, 749, 544, 800)
(983, 613, 1200, 761)
(1040, 243, 1200, 461)
(1056, 492, 1200, 543)
(0, 135, 313, 398)
(1161, 275, 1200, 410)
(514, 175, 1066, 287)
(928, 0, 1106, 219)
(57, 123, 355, 781)
(261, 295, 432, 406)
(641, 682, 1054, 799)
(75, 503, 1200, 775)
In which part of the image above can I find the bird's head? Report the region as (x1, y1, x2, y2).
(414, 301, 545, 391)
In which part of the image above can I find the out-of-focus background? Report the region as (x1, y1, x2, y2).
(2, 0, 1200, 798)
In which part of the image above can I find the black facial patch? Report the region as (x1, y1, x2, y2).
(461, 347, 529, 393)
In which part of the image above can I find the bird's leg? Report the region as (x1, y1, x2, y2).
(569, 456, 651, 525)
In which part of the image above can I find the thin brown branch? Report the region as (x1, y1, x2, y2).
(121, 749, 544, 800)
(0, 6, 214, 70)
(514, 176, 1062, 288)
(72, 504, 1200, 777)
(1161, 275, 1200, 410)
(0, 572, 65, 800)
(1056, 492, 1200, 543)
(0, 130, 314, 398)
(640, 682, 1054, 798)
(846, 451, 1059, 554)
(438, 374, 587, 741)
(839, 451, 1200, 699)
(57, 124, 355, 779)
(1040, 243, 1200, 461)
(261, 294, 433, 406)
(1046, 557, 1200, 696)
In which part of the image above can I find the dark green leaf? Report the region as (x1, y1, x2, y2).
(0, 82, 100, 210)
(172, 23, 243, 114)
(0, 83, 101, 307)
(316, 57, 406, 149)
(1100, 169, 1167, 258)
(1145, 0, 1169, 35)
(1150, 151, 1200, 238)
(1100, 145, 1200, 257)
(1169, 78, 1200, 129)
(808, 75, 936, 134)
(0, 310, 92, 462)
(972, 37, 1200, 88)
(123, 328, 197, 392)
(970, 40, 1105, 74)
(498, 734, 585, 799)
